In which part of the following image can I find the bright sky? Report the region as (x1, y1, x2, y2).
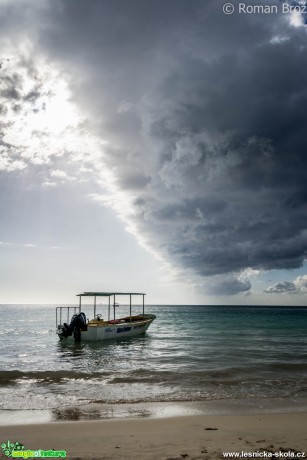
(1, 0, 307, 305)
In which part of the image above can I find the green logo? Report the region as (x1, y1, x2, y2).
(1, 441, 66, 458)
(1, 441, 24, 457)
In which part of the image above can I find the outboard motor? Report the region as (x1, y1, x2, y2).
(59, 312, 87, 342)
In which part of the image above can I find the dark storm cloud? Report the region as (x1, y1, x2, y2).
(3, 0, 307, 294)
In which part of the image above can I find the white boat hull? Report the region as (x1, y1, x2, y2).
(58, 314, 156, 342)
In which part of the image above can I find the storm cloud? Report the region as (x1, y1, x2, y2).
(2, 0, 307, 295)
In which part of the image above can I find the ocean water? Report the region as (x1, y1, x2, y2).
(1, 304, 307, 421)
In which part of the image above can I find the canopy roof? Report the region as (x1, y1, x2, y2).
(77, 292, 145, 297)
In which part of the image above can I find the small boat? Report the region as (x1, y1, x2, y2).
(56, 291, 156, 342)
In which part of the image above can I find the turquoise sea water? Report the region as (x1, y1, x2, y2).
(1, 304, 307, 420)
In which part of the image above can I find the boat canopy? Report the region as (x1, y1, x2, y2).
(75, 291, 146, 322)
(77, 292, 145, 297)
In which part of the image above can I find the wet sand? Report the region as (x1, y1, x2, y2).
(1, 412, 307, 459)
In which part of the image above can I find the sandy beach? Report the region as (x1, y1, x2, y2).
(1, 412, 307, 460)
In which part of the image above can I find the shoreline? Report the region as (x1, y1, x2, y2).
(1, 412, 307, 459)
(1, 397, 307, 425)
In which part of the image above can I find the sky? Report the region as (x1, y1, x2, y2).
(1, 0, 307, 305)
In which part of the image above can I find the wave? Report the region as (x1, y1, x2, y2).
(1, 369, 307, 411)
(0, 370, 113, 385)
(1, 363, 307, 386)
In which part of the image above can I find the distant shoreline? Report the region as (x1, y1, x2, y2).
(1, 303, 307, 307)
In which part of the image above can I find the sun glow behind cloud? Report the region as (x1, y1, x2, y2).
(0, 42, 176, 282)
(0, 44, 104, 179)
